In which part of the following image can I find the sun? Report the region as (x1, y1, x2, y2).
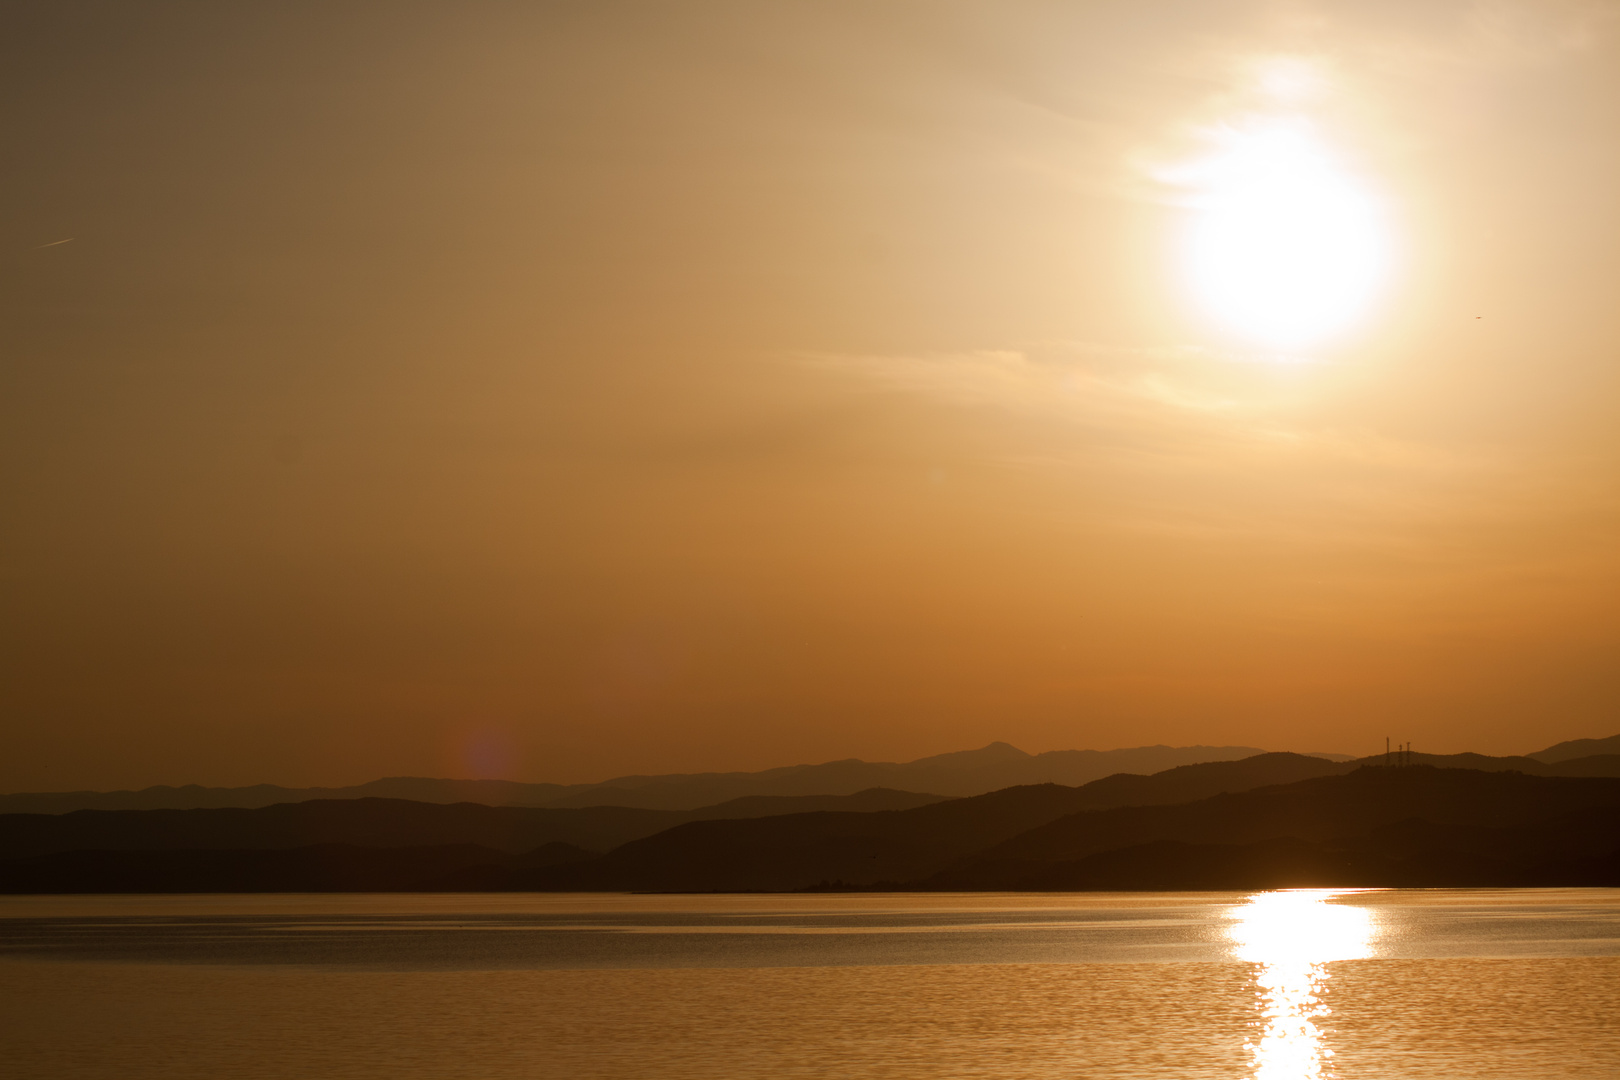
(1177, 121, 1393, 353)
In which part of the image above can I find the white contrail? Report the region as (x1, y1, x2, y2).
(36, 238, 74, 248)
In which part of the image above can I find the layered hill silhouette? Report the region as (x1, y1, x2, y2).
(7, 735, 1613, 818)
(1528, 733, 1620, 763)
(0, 742, 1284, 814)
(0, 752, 1340, 891)
(1348, 749, 1620, 776)
(523, 753, 1351, 892)
(4, 746, 1618, 893)
(0, 842, 600, 894)
(0, 788, 948, 861)
(530, 743, 1292, 810)
(923, 767, 1620, 890)
(521, 761, 1620, 892)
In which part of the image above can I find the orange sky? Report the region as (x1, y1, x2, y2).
(3, 0, 1619, 791)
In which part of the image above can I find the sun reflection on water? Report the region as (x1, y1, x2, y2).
(1229, 890, 1375, 1080)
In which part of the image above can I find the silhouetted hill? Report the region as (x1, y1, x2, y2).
(0, 743, 1271, 814)
(535, 743, 1276, 808)
(923, 767, 1620, 889)
(0, 778, 579, 816)
(943, 824, 1620, 892)
(0, 788, 949, 863)
(9, 737, 1619, 817)
(1348, 750, 1544, 771)
(11, 757, 1617, 893)
(0, 842, 598, 894)
(532, 765, 1620, 892)
(1530, 734, 1620, 764)
(1059, 752, 1351, 807)
(0, 799, 656, 859)
(523, 753, 1351, 891)
(1541, 754, 1620, 777)
(1338, 749, 1620, 778)
(684, 788, 950, 818)
(0, 752, 1340, 892)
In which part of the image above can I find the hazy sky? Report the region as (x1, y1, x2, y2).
(4, 0, 1619, 791)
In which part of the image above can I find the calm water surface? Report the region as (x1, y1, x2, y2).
(2, 889, 1617, 1079)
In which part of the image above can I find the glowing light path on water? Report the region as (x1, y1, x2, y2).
(1228, 890, 1376, 1079)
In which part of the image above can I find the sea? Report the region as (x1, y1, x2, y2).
(1, 888, 1617, 1079)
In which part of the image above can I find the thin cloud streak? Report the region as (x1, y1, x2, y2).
(807, 344, 1618, 592)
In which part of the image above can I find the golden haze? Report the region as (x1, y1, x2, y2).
(2, 0, 1619, 789)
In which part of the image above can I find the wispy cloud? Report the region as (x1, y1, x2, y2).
(804, 343, 1448, 469)
(800, 343, 1581, 574)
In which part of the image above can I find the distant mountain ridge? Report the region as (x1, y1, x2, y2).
(6, 753, 1619, 893)
(3, 734, 1612, 817)
(923, 767, 1620, 891)
(0, 788, 950, 861)
(522, 765, 1620, 892)
(0, 742, 1283, 814)
(1529, 733, 1620, 764)
(524, 752, 1353, 892)
(0, 751, 1346, 892)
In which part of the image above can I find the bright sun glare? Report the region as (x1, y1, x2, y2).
(1177, 120, 1393, 353)
(1229, 890, 1377, 1080)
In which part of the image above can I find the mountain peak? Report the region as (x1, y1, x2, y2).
(907, 742, 1032, 767)
(1529, 734, 1620, 764)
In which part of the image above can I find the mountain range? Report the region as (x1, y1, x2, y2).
(0, 787, 948, 860)
(4, 735, 1616, 817)
(0, 742, 1287, 814)
(3, 741, 1618, 893)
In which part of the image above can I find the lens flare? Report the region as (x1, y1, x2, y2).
(1229, 890, 1376, 1080)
